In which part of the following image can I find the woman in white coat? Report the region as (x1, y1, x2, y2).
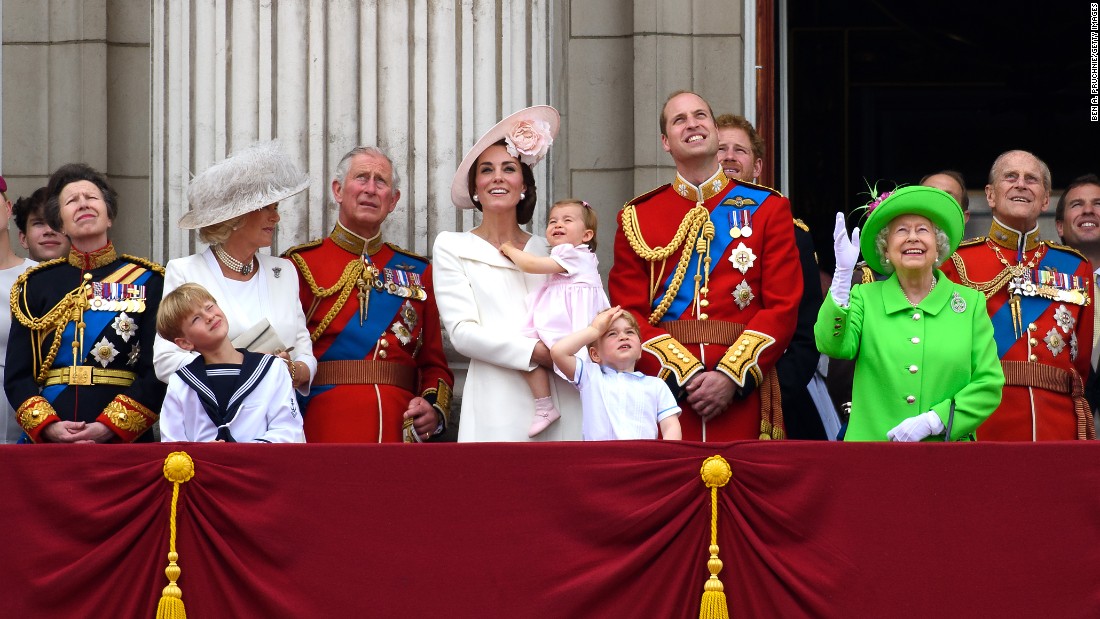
(153, 141, 317, 393)
(433, 106, 581, 441)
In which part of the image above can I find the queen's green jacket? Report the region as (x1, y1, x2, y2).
(815, 269, 1004, 441)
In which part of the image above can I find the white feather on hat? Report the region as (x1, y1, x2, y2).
(179, 140, 309, 229)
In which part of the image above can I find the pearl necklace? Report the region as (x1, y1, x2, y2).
(901, 276, 936, 307)
(214, 244, 255, 275)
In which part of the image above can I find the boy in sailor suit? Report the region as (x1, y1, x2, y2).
(156, 283, 304, 443)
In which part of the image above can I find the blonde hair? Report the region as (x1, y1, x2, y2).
(586, 311, 641, 356)
(550, 199, 599, 251)
(198, 215, 247, 245)
(157, 283, 218, 341)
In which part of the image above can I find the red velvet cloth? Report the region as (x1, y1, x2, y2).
(2, 441, 1099, 618)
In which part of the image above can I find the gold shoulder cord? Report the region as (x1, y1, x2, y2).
(621, 204, 710, 325)
(949, 251, 1024, 300)
(287, 253, 365, 342)
(10, 271, 91, 384)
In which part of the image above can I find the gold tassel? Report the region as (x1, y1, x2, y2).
(156, 452, 195, 619)
(699, 455, 732, 619)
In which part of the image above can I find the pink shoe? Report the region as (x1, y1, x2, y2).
(528, 407, 560, 437)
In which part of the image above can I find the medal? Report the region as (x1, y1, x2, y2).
(729, 242, 757, 275)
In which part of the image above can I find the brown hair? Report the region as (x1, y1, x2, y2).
(550, 199, 599, 251)
(44, 163, 119, 232)
(1056, 173, 1100, 222)
(465, 139, 538, 224)
(714, 113, 765, 161)
(919, 169, 970, 212)
(586, 311, 641, 355)
(156, 283, 219, 342)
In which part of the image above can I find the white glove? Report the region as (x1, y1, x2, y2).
(887, 411, 945, 442)
(829, 212, 861, 306)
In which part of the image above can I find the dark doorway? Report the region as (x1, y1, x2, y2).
(786, 0, 1100, 271)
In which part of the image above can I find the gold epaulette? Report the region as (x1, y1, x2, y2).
(793, 217, 809, 232)
(736, 177, 784, 198)
(281, 238, 324, 258)
(18, 257, 65, 281)
(386, 242, 428, 264)
(956, 236, 986, 248)
(857, 263, 875, 285)
(1045, 241, 1088, 261)
(623, 183, 671, 209)
(121, 254, 165, 276)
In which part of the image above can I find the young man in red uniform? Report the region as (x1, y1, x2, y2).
(284, 146, 453, 443)
(609, 91, 802, 441)
(940, 150, 1094, 440)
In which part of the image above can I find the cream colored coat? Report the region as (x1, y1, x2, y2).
(153, 248, 317, 393)
(433, 231, 581, 441)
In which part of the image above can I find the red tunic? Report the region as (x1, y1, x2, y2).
(940, 221, 1093, 440)
(284, 224, 453, 443)
(609, 170, 802, 441)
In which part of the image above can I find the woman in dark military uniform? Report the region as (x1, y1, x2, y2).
(5, 163, 165, 443)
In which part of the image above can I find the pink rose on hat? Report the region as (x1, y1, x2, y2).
(505, 119, 553, 165)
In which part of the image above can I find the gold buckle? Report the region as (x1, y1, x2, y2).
(69, 366, 92, 386)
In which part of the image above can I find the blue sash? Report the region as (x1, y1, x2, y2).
(305, 253, 427, 405)
(989, 248, 1084, 358)
(41, 268, 155, 405)
(657, 184, 771, 320)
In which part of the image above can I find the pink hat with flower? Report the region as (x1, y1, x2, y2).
(450, 105, 560, 209)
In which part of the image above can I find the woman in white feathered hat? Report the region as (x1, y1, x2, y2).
(152, 141, 317, 394)
(432, 105, 582, 442)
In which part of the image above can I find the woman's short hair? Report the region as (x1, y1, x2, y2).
(198, 215, 247, 245)
(465, 139, 538, 225)
(874, 220, 951, 275)
(43, 163, 118, 233)
(156, 283, 218, 342)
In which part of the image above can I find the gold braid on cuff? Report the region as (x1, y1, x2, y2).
(103, 395, 156, 436)
(716, 330, 775, 388)
(17, 396, 55, 432)
(643, 334, 703, 387)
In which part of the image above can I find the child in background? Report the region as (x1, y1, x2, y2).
(500, 199, 611, 437)
(156, 283, 304, 443)
(551, 306, 681, 441)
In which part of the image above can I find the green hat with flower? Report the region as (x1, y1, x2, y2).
(858, 185, 964, 275)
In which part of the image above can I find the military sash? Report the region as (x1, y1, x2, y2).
(305, 253, 427, 404)
(657, 184, 771, 320)
(41, 263, 154, 404)
(990, 248, 1085, 358)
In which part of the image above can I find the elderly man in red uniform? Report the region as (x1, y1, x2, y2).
(284, 146, 453, 443)
(609, 91, 802, 441)
(940, 150, 1094, 440)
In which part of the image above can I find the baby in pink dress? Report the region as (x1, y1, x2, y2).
(500, 199, 610, 436)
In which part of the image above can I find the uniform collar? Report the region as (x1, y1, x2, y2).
(987, 217, 1042, 252)
(329, 221, 383, 256)
(672, 168, 729, 203)
(68, 241, 117, 270)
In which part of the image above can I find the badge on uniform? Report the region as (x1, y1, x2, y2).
(401, 301, 419, 331)
(950, 292, 966, 313)
(733, 280, 754, 309)
(1054, 304, 1075, 334)
(111, 312, 138, 342)
(729, 242, 757, 275)
(390, 321, 412, 345)
(92, 337, 119, 367)
(727, 207, 753, 238)
(382, 268, 428, 301)
(89, 282, 146, 312)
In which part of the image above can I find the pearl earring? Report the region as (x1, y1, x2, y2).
(473, 194, 479, 202)
(520, 192, 526, 200)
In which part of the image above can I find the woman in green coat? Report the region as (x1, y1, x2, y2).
(815, 186, 1004, 441)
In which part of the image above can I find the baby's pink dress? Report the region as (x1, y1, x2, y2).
(522, 243, 611, 346)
